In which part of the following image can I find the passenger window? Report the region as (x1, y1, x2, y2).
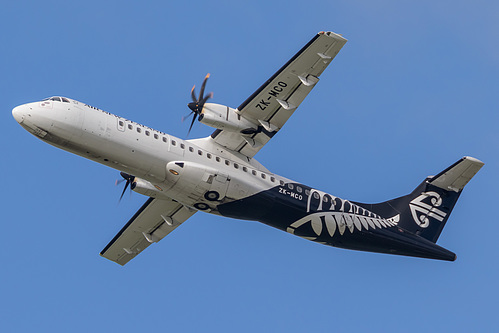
(271, 177, 275, 182)
(242, 166, 247, 172)
(162, 137, 167, 143)
(261, 173, 266, 179)
(180, 143, 185, 149)
(154, 134, 159, 139)
(172, 140, 176, 146)
(234, 163, 239, 169)
(189, 147, 194, 152)
(252, 170, 257, 176)
(198, 150, 203, 156)
(207, 153, 212, 159)
(323, 196, 328, 202)
(145, 130, 150, 136)
(128, 124, 133, 130)
(119, 120, 124, 127)
(225, 160, 230, 166)
(313, 192, 320, 199)
(216, 157, 221, 162)
(297, 186, 302, 193)
(280, 180, 285, 186)
(305, 189, 310, 196)
(288, 184, 294, 190)
(137, 127, 142, 133)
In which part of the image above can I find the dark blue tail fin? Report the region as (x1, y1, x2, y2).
(357, 157, 483, 243)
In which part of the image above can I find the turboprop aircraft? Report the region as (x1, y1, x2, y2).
(12, 31, 483, 265)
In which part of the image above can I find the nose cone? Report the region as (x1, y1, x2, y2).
(12, 105, 26, 123)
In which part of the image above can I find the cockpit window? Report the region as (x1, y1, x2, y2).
(46, 96, 70, 103)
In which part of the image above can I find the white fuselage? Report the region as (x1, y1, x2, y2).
(14, 97, 461, 262)
(12, 97, 289, 212)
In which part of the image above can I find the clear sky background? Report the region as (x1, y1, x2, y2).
(2, 1, 498, 332)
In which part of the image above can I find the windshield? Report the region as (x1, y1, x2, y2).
(42, 96, 70, 103)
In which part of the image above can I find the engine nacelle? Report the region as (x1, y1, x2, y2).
(199, 103, 257, 134)
(131, 177, 164, 198)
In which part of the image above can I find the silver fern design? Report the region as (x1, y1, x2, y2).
(286, 189, 400, 240)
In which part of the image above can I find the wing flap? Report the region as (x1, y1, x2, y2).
(100, 198, 196, 265)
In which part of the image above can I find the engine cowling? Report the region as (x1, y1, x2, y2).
(199, 103, 258, 134)
(131, 177, 165, 198)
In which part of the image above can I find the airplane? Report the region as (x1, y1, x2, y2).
(12, 31, 483, 265)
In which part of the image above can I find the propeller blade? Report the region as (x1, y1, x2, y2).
(200, 92, 213, 105)
(120, 172, 130, 179)
(190, 85, 197, 103)
(119, 180, 129, 202)
(187, 112, 197, 136)
(199, 73, 210, 102)
(182, 111, 194, 123)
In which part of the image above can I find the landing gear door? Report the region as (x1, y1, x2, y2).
(209, 172, 230, 200)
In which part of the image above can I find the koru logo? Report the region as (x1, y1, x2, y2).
(409, 191, 447, 228)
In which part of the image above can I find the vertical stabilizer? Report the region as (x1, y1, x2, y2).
(356, 157, 483, 243)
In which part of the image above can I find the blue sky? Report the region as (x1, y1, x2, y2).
(2, 1, 498, 332)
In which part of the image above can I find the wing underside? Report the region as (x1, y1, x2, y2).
(100, 198, 196, 265)
(211, 31, 347, 158)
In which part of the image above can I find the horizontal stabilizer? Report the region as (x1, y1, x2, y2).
(429, 156, 484, 192)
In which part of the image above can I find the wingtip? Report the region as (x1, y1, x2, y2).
(463, 156, 484, 166)
(318, 31, 348, 41)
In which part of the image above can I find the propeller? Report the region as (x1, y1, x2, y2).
(185, 73, 213, 135)
(116, 172, 136, 202)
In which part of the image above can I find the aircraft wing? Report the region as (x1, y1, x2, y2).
(210, 31, 347, 158)
(100, 198, 196, 265)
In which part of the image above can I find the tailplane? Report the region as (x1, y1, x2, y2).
(357, 157, 484, 243)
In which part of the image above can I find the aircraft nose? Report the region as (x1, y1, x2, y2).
(12, 105, 26, 123)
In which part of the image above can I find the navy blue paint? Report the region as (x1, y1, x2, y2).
(217, 181, 458, 261)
